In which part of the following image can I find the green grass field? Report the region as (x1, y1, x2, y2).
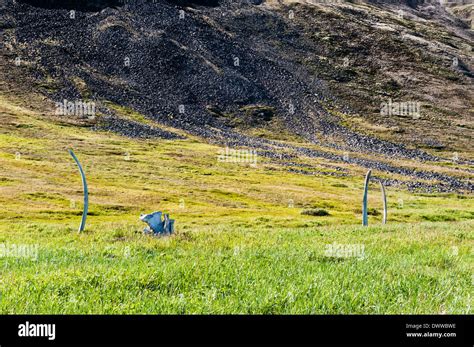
(1, 221, 473, 314)
(0, 93, 473, 314)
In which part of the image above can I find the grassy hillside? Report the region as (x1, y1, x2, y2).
(0, 90, 473, 314)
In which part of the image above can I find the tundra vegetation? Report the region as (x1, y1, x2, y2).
(0, 92, 472, 314)
(0, 0, 472, 314)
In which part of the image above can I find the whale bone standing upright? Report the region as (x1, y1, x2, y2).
(68, 149, 88, 232)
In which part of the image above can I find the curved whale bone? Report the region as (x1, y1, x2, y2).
(68, 149, 89, 232)
(362, 170, 388, 226)
(380, 181, 388, 225)
(362, 170, 371, 226)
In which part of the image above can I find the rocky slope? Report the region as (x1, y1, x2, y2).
(0, 0, 473, 192)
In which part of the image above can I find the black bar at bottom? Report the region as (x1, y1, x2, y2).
(0, 315, 472, 346)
